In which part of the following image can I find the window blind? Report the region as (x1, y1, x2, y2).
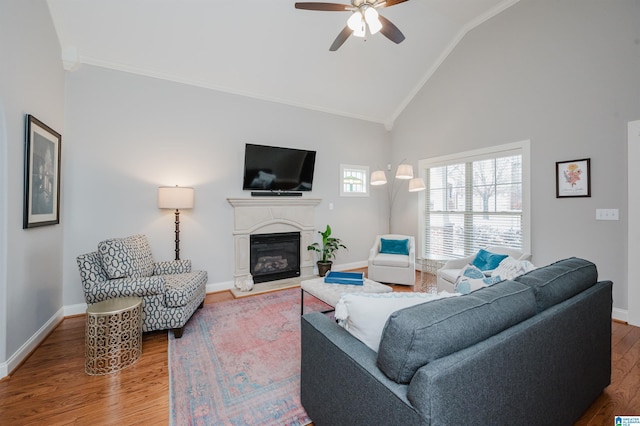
(424, 154, 523, 258)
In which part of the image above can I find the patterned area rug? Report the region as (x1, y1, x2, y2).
(169, 287, 331, 425)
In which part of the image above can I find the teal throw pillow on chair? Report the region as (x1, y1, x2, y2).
(380, 238, 410, 255)
(472, 248, 509, 271)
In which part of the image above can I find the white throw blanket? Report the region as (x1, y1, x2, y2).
(335, 291, 460, 352)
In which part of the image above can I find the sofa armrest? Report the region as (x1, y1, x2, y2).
(407, 280, 612, 425)
(154, 259, 192, 275)
(517, 252, 533, 261)
(368, 246, 378, 262)
(301, 313, 423, 426)
(89, 276, 166, 302)
(440, 254, 475, 271)
(368, 238, 381, 261)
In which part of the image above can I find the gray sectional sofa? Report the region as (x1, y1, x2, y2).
(301, 257, 612, 425)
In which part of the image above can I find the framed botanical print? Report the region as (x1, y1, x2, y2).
(23, 115, 61, 228)
(556, 158, 591, 198)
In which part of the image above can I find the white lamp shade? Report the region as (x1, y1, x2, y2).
(408, 177, 426, 192)
(370, 170, 387, 185)
(158, 186, 194, 209)
(395, 164, 414, 180)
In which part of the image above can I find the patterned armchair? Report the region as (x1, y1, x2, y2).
(76, 234, 207, 338)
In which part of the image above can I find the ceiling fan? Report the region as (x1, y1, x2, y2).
(295, 0, 409, 51)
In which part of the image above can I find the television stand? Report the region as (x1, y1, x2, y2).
(251, 191, 303, 197)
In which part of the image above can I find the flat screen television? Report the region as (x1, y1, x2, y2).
(242, 144, 316, 192)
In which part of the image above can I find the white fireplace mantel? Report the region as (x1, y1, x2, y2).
(227, 197, 322, 288)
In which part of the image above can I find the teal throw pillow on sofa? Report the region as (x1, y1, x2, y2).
(380, 238, 410, 255)
(472, 248, 508, 271)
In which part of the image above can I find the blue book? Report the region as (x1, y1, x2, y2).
(324, 271, 364, 285)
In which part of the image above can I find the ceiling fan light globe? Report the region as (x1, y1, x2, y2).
(347, 11, 362, 30)
(367, 19, 382, 35)
(353, 21, 366, 37)
(364, 7, 382, 34)
(347, 11, 366, 37)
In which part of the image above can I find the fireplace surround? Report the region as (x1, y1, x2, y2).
(227, 198, 321, 290)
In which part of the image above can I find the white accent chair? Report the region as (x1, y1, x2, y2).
(367, 234, 416, 286)
(436, 246, 532, 293)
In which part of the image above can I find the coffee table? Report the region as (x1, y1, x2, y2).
(300, 276, 392, 315)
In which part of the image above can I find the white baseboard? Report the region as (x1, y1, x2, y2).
(0, 307, 64, 379)
(65, 303, 88, 317)
(207, 280, 234, 293)
(613, 307, 628, 323)
(330, 260, 368, 272)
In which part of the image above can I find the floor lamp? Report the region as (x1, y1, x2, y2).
(371, 162, 425, 232)
(158, 186, 194, 260)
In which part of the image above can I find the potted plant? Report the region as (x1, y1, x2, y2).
(307, 225, 347, 277)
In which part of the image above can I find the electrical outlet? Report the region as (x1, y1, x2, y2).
(596, 209, 619, 220)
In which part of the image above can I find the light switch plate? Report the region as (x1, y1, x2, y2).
(596, 209, 619, 220)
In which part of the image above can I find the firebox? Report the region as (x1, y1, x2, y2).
(250, 232, 301, 283)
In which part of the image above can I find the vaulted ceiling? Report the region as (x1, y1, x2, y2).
(47, 0, 519, 128)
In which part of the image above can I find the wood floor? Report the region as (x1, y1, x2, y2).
(0, 273, 638, 425)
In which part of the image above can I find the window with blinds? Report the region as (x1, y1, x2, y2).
(421, 145, 526, 259)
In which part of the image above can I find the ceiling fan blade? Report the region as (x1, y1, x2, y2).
(329, 26, 353, 51)
(381, 0, 409, 7)
(295, 2, 351, 11)
(378, 14, 406, 44)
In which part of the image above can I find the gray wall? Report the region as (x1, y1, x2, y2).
(391, 0, 640, 313)
(62, 65, 390, 306)
(3, 0, 638, 370)
(0, 0, 65, 366)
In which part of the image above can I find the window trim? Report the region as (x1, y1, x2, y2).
(417, 140, 531, 259)
(340, 164, 370, 197)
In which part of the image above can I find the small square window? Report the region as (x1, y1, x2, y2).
(340, 164, 369, 197)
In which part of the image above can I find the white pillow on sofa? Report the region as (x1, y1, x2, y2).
(335, 291, 460, 352)
(491, 257, 536, 280)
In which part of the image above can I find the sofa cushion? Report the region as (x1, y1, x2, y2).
(98, 234, 155, 279)
(514, 257, 597, 312)
(377, 280, 537, 384)
(380, 238, 410, 255)
(472, 248, 509, 271)
(163, 270, 208, 308)
(334, 291, 460, 352)
(371, 253, 410, 267)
